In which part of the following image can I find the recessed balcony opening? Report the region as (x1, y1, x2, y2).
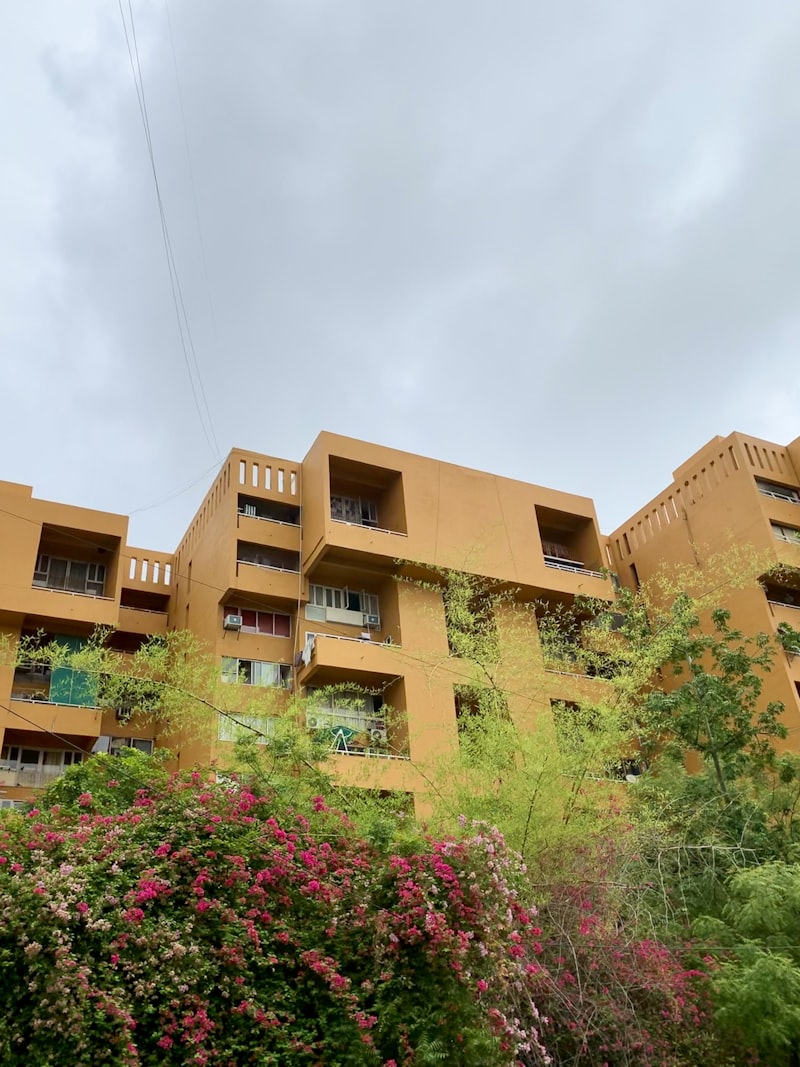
(237, 494, 300, 525)
(33, 524, 120, 598)
(236, 541, 300, 573)
(0, 744, 84, 789)
(328, 456, 407, 535)
(757, 479, 800, 504)
(772, 523, 800, 546)
(305, 680, 408, 759)
(763, 577, 800, 610)
(11, 632, 97, 707)
(120, 588, 169, 613)
(535, 506, 604, 577)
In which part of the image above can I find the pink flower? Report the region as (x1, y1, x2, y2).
(477, 979, 488, 993)
(77, 793, 93, 808)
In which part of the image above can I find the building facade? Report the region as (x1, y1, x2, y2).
(2, 429, 799, 809)
(607, 431, 800, 747)
(0, 433, 612, 808)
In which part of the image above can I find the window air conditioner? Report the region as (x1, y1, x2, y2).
(363, 613, 380, 628)
(224, 614, 243, 630)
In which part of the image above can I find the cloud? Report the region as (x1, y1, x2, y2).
(1, 0, 799, 548)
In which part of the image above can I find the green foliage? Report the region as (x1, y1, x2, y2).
(40, 746, 170, 815)
(694, 862, 800, 1064)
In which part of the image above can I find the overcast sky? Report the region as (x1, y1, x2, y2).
(2, 1, 800, 551)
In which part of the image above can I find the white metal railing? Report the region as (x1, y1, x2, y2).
(759, 488, 800, 504)
(237, 509, 301, 528)
(119, 605, 168, 615)
(773, 533, 800, 545)
(332, 748, 410, 761)
(31, 585, 114, 601)
(0, 764, 68, 789)
(543, 555, 604, 579)
(331, 518, 408, 537)
(237, 559, 300, 574)
(303, 632, 401, 649)
(10, 694, 99, 710)
(768, 599, 800, 613)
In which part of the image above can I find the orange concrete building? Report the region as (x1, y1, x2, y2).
(3, 428, 799, 810)
(607, 431, 800, 745)
(0, 433, 612, 808)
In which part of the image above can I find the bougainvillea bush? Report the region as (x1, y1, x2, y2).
(0, 764, 713, 1066)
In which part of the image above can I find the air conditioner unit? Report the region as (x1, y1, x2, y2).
(363, 613, 380, 628)
(223, 614, 243, 630)
(116, 706, 133, 724)
(307, 715, 321, 729)
(370, 728, 388, 744)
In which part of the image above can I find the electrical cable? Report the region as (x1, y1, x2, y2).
(116, 0, 219, 458)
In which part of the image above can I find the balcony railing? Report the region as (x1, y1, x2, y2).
(543, 555, 604, 579)
(238, 508, 300, 528)
(31, 585, 114, 601)
(236, 559, 300, 574)
(331, 518, 408, 537)
(0, 764, 68, 789)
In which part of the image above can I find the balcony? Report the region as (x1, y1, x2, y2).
(757, 479, 800, 505)
(7, 697, 102, 737)
(233, 542, 301, 602)
(237, 512, 301, 554)
(117, 605, 168, 636)
(305, 687, 409, 761)
(297, 632, 401, 689)
(238, 494, 300, 525)
(535, 507, 608, 595)
(541, 543, 604, 580)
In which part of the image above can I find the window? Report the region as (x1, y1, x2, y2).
(217, 713, 275, 744)
(33, 555, 106, 596)
(331, 495, 379, 527)
(224, 605, 291, 637)
(772, 523, 800, 545)
(308, 585, 380, 624)
(757, 479, 800, 504)
(221, 657, 292, 688)
(91, 736, 154, 756)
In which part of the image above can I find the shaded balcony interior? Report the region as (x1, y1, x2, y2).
(454, 685, 509, 738)
(305, 677, 408, 759)
(772, 523, 800, 546)
(304, 563, 401, 643)
(757, 478, 800, 504)
(10, 632, 97, 706)
(120, 587, 170, 613)
(535, 506, 604, 576)
(328, 456, 407, 535)
(33, 524, 121, 598)
(237, 493, 300, 525)
(763, 574, 800, 610)
(0, 736, 86, 789)
(236, 541, 300, 572)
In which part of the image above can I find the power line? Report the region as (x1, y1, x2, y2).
(163, 0, 223, 374)
(116, 0, 220, 459)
